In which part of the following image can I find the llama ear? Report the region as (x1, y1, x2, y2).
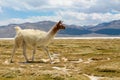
(58, 20, 63, 24)
(57, 20, 63, 27)
(57, 20, 64, 26)
(56, 21, 61, 26)
(58, 20, 62, 24)
(60, 21, 63, 24)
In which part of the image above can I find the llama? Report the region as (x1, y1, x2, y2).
(10, 21, 65, 63)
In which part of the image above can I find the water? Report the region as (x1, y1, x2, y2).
(0, 37, 120, 40)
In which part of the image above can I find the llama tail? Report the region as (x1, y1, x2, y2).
(14, 26, 23, 48)
(14, 26, 22, 33)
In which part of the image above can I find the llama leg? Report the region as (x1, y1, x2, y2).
(43, 47, 52, 63)
(32, 47, 36, 61)
(23, 42, 29, 62)
(10, 44, 17, 63)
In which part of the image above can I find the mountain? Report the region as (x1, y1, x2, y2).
(59, 24, 92, 35)
(0, 21, 56, 38)
(90, 20, 120, 35)
(0, 21, 92, 38)
(0, 20, 120, 38)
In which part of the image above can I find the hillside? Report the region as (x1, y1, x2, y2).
(90, 20, 120, 35)
(0, 20, 120, 38)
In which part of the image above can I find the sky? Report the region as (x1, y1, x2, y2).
(0, 0, 120, 26)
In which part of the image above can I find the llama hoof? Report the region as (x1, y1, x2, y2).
(10, 60, 14, 63)
(26, 60, 30, 63)
(32, 60, 34, 62)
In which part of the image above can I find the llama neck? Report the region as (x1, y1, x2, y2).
(46, 25, 59, 39)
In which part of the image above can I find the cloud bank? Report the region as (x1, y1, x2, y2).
(0, 0, 120, 26)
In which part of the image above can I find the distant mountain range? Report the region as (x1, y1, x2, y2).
(0, 20, 120, 38)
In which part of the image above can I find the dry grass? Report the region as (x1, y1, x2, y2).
(0, 39, 120, 80)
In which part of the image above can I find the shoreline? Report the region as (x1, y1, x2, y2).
(0, 37, 120, 40)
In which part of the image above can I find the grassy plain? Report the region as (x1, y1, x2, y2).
(0, 39, 120, 80)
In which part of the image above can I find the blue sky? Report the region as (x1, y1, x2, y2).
(0, 0, 120, 26)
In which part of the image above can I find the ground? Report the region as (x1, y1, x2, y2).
(0, 39, 120, 80)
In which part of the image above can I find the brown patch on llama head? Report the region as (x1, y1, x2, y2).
(50, 20, 65, 35)
(56, 20, 65, 30)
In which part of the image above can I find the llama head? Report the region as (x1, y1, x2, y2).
(56, 20, 65, 30)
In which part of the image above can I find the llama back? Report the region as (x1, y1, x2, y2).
(22, 29, 48, 48)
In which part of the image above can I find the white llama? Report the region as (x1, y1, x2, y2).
(10, 21, 65, 63)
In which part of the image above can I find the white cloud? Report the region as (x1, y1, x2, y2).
(0, 1, 3, 13)
(72, 0, 96, 9)
(86, 0, 120, 13)
(49, 0, 72, 7)
(0, 12, 120, 26)
(0, 0, 120, 26)
(0, 7, 2, 13)
(0, 16, 62, 26)
(57, 11, 120, 25)
(0, 0, 46, 11)
(1, 0, 119, 12)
